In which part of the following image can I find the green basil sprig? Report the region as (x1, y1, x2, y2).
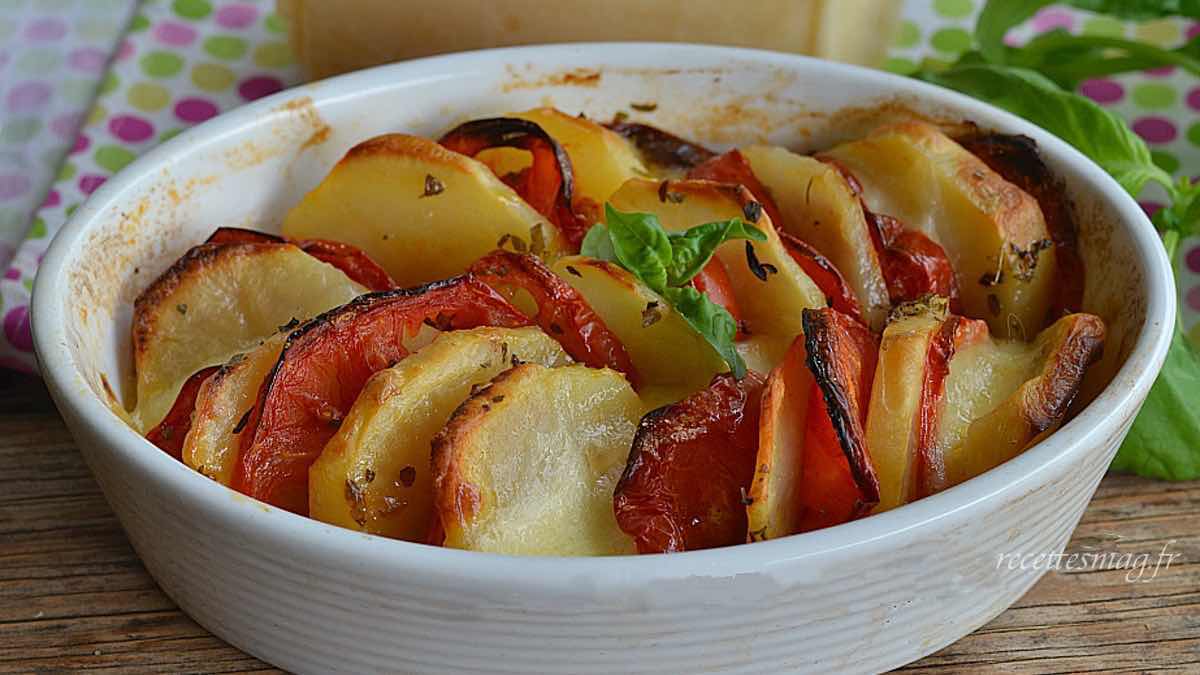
(581, 204, 765, 378)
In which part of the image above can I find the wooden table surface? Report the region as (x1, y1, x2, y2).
(2, 368, 1198, 674)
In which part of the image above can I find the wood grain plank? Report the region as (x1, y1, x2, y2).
(1, 371, 1196, 674)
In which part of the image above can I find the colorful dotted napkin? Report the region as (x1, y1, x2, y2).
(1, 0, 1198, 372)
(0, 0, 298, 372)
(0, 0, 137, 370)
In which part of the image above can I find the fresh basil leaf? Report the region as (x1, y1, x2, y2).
(1152, 177, 1200, 238)
(974, 0, 1200, 69)
(590, 205, 758, 377)
(604, 204, 672, 293)
(921, 63, 1174, 196)
(665, 218, 766, 287)
(1112, 322, 1200, 480)
(975, 0, 1053, 62)
(579, 222, 617, 262)
(1014, 31, 1200, 88)
(1067, 0, 1200, 20)
(662, 285, 746, 378)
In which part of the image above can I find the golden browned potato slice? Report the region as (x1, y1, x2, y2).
(550, 256, 726, 405)
(868, 301, 1103, 513)
(822, 121, 1057, 337)
(281, 133, 567, 288)
(607, 178, 827, 359)
(476, 107, 649, 217)
(746, 335, 814, 540)
(735, 335, 792, 376)
(432, 363, 640, 555)
(183, 332, 286, 484)
(308, 327, 570, 540)
(939, 313, 1105, 488)
(132, 243, 366, 432)
(865, 298, 989, 513)
(741, 145, 891, 330)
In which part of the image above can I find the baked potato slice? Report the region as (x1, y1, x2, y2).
(132, 242, 366, 432)
(867, 300, 1103, 511)
(145, 365, 219, 460)
(550, 255, 726, 405)
(607, 178, 826, 357)
(866, 298, 988, 512)
(938, 313, 1105, 489)
(182, 332, 286, 485)
(309, 327, 570, 541)
(432, 363, 640, 556)
(475, 107, 649, 222)
(206, 226, 396, 291)
(234, 276, 531, 515)
(280, 133, 566, 287)
(740, 145, 891, 330)
(746, 336, 813, 540)
(956, 132, 1084, 317)
(822, 121, 1057, 337)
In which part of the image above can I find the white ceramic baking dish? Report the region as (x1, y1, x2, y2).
(31, 44, 1174, 673)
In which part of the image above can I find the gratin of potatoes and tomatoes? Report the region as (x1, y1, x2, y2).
(130, 108, 1104, 555)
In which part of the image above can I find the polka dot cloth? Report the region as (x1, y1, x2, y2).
(0, 0, 135, 370)
(891, 1, 1200, 343)
(0, 0, 298, 371)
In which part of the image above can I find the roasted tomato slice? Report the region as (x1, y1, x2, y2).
(913, 314, 987, 499)
(797, 308, 881, 531)
(145, 365, 219, 460)
(866, 212, 961, 311)
(233, 276, 531, 514)
(957, 132, 1084, 319)
(690, 257, 746, 340)
(818, 158, 961, 310)
(439, 118, 588, 248)
(206, 227, 396, 291)
(291, 239, 396, 291)
(205, 226, 279, 246)
(686, 151, 862, 325)
(687, 149, 785, 227)
(778, 232, 864, 323)
(468, 249, 640, 387)
(614, 372, 765, 553)
(606, 120, 715, 171)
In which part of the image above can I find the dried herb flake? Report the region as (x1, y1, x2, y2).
(421, 173, 445, 198)
(745, 242, 777, 281)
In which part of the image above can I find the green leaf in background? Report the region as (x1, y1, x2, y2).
(1113, 320, 1200, 479)
(1012, 31, 1200, 88)
(1112, 232, 1200, 479)
(975, 0, 1200, 64)
(975, 0, 1053, 61)
(919, 63, 1175, 195)
(1067, 0, 1200, 20)
(1152, 176, 1200, 238)
(662, 285, 746, 379)
(665, 218, 766, 287)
